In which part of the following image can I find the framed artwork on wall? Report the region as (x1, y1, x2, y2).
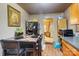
(7, 5, 21, 27)
(57, 19, 67, 30)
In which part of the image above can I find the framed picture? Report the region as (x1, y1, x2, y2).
(7, 5, 21, 27)
(57, 19, 68, 30)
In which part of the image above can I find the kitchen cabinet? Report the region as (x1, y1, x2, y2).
(62, 39, 79, 56)
(69, 3, 79, 24)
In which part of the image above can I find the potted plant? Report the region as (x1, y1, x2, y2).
(15, 27, 23, 39)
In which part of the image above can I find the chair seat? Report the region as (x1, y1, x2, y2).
(5, 48, 25, 55)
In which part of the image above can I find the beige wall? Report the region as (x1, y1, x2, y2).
(29, 13, 64, 43)
(0, 3, 29, 56)
(0, 3, 65, 55)
(29, 13, 64, 34)
(64, 4, 76, 34)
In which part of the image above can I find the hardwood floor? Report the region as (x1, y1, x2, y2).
(42, 43, 63, 56)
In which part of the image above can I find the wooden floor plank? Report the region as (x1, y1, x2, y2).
(42, 44, 63, 56)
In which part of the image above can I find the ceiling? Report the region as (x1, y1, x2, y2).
(18, 3, 71, 14)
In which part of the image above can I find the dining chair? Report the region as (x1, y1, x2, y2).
(20, 42, 36, 56)
(1, 40, 25, 56)
(36, 34, 42, 56)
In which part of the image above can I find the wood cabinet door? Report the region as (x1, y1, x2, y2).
(62, 40, 75, 56)
(69, 3, 79, 24)
(64, 45, 74, 56)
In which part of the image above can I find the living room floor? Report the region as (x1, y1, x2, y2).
(42, 43, 63, 56)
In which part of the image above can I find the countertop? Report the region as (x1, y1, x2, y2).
(60, 36, 79, 50)
(0, 36, 38, 43)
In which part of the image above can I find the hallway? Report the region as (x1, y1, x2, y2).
(42, 44, 63, 56)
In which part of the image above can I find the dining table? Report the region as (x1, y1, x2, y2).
(0, 35, 39, 56)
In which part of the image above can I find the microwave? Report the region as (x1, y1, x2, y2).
(59, 29, 74, 37)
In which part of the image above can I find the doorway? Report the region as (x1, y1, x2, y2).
(43, 18, 53, 43)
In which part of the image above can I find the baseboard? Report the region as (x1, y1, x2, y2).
(45, 42, 53, 44)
